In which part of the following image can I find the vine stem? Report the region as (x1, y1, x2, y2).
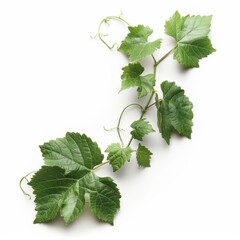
(117, 103, 143, 147)
(93, 161, 109, 170)
(125, 48, 174, 148)
(126, 63, 158, 147)
(19, 170, 37, 199)
(127, 90, 155, 147)
(96, 15, 130, 49)
(147, 99, 162, 109)
(155, 48, 175, 66)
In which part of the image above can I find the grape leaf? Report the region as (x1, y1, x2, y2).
(40, 132, 104, 172)
(120, 63, 155, 98)
(136, 144, 152, 167)
(29, 166, 120, 225)
(119, 25, 161, 62)
(156, 81, 193, 144)
(130, 118, 155, 141)
(105, 143, 132, 171)
(165, 11, 215, 67)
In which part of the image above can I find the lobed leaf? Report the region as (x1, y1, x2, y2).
(156, 81, 193, 144)
(40, 132, 104, 172)
(29, 166, 120, 225)
(119, 25, 161, 62)
(165, 11, 215, 67)
(105, 143, 132, 171)
(130, 118, 155, 141)
(136, 144, 152, 167)
(120, 63, 155, 98)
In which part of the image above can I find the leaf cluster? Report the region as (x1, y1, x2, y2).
(24, 11, 215, 226)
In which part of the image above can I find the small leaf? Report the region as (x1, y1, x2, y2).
(105, 143, 132, 171)
(130, 118, 155, 141)
(136, 144, 152, 167)
(156, 81, 193, 144)
(120, 63, 155, 98)
(119, 25, 162, 62)
(165, 11, 215, 67)
(29, 166, 121, 225)
(40, 132, 104, 172)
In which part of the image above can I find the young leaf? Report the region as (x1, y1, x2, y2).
(136, 144, 152, 167)
(165, 11, 215, 67)
(156, 81, 193, 144)
(120, 63, 155, 98)
(130, 118, 155, 141)
(40, 132, 104, 172)
(105, 143, 132, 171)
(119, 25, 161, 62)
(29, 166, 121, 225)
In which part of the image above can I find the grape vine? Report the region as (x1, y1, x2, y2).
(21, 11, 215, 226)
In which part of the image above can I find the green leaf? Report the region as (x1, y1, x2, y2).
(40, 132, 104, 172)
(136, 144, 152, 167)
(165, 11, 186, 39)
(165, 11, 215, 67)
(119, 25, 161, 62)
(157, 81, 193, 144)
(120, 63, 155, 98)
(130, 118, 155, 141)
(29, 166, 121, 225)
(105, 143, 132, 171)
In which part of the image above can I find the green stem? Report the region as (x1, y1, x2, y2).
(96, 45, 175, 168)
(147, 99, 162, 109)
(19, 170, 36, 199)
(151, 54, 157, 64)
(117, 103, 143, 147)
(93, 161, 109, 170)
(126, 58, 158, 148)
(96, 15, 130, 49)
(126, 91, 155, 147)
(155, 48, 175, 66)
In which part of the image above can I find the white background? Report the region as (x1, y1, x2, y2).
(0, 0, 239, 239)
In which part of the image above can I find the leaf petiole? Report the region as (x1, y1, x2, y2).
(155, 47, 175, 66)
(93, 161, 109, 170)
(147, 99, 162, 109)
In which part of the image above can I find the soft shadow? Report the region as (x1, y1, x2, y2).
(175, 62, 194, 74)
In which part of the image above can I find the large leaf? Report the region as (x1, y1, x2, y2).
(29, 166, 120, 225)
(165, 11, 215, 67)
(120, 63, 155, 98)
(40, 132, 104, 172)
(130, 118, 155, 141)
(157, 81, 193, 144)
(119, 25, 161, 62)
(105, 143, 132, 171)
